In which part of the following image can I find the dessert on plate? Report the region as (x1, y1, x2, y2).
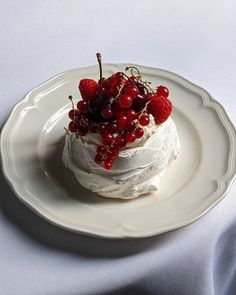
(63, 53, 180, 199)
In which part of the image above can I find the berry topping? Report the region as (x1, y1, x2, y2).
(147, 96, 172, 124)
(69, 121, 78, 133)
(102, 133, 114, 145)
(125, 109, 137, 121)
(106, 122, 118, 134)
(139, 115, 149, 126)
(101, 108, 113, 119)
(66, 53, 173, 169)
(79, 79, 98, 101)
(119, 94, 133, 109)
(103, 159, 113, 170)
(156, 86, 169, 98)
(68, 109, 80, 120)
(96, 145, 106, 154)
(125, 85, 139, 98)
(125, 132, 136, 143)
(95, 154, 103, 164)
(117, 114, 128, 129)
(135, 127, 144, 138)
(77, 124, 89, 136)
(77, 100, 88, 113)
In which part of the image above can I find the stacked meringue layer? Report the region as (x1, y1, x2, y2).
(62, 116, 180, 199)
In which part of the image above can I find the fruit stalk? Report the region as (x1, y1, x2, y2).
(96, 52, 103, 97)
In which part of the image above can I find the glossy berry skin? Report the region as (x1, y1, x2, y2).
(132, 94, 149, 112)
(106, 122, 118, 134)
(117, 114, 128, 129)
(125, 132, 136, 143)
(130, 76, 138, 83)
(68, 110, 80, 120)
(96, 145, 106, 154)
(95, 154, 103, 164)
(79, 79, 98, 101)
(102, 133, 113, 145)
(103, 160, 113, 170)
(111, 103, 123, 116)
(139, 115, 149, 126)
(98, 124, 106, 134)
(115, 72, 124, 79)
(69, 121, 78, 133)
(108, 150, 119, 159)
(135, 127, 144, 138)
(136, 83, 149, 96)
(101, 108, 113, 119)
(125, 109, 137, 121)
(147, 96, 172, 124)
(114, 136, 126, 148)
(77, 125, 88, 136)
(77, 100, 88, 113)
(119, 94, 132, 109)
(156, 86, 169, 98)
(126, 121, 136, 132)
(125, 85, 139, 99)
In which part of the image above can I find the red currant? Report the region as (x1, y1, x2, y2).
(69, 121, 78, 133)
(96, 145, 106, 154)
(115, 72, 124, 80)
(117, 114, 128, 129)
(101, 108, 113, 119)
(68, 110, 80, 120)
(139, 115, 149, 126)
(135, 127, 144, 138)
(111, 103, 123, 116)
(125, 132, 136, 143)
(130, 76, 138, 83)
(77, 100, 88, 113)
(95, 154, 103, 164)
(77, 125, 88, 136)
(79, 116, 89, 127)
(142, 110, 149, 117)
(108, 149, 119, 159)
(119, 94, 132, 109)
(103, 159, 113, 170)
(114, 136, 126, 148)
(107, 75, 116, 86)
(126, 121, 136, 132)
(125, 109, 137, 121)
(156, 86, 169, 97)
(106, 122, 118, 134)
(102, 133, 113, 145)
(98, 124, 106, 134)
(125, 85, 139, 99)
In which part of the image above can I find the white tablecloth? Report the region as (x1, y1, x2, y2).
(0, 1, 236, 294)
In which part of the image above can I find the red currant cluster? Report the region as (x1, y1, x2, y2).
(67, 54, 172, 170)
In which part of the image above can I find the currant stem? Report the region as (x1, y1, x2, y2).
(122, 72, 139, 91)
(125, 66, 141, 77)
(96, 52, 103, 97)
(68, 95, 77, 125)
(68, 95, 74, 110)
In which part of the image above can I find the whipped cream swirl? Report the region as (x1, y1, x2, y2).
(62, 117, 180, 199)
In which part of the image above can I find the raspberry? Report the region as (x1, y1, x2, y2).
(79, 79, 98, 101)
(147, 96, 172, 124)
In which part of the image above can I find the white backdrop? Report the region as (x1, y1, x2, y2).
(0, 1, 236, 294)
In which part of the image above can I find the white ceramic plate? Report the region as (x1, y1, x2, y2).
(1, 64, 236, 239)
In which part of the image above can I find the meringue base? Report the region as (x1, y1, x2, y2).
(62, 118, 180, 199)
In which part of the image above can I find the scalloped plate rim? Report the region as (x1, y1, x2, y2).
(1, 64, 236, 239)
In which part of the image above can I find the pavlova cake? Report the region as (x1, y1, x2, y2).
(63, 53, 180, 199)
